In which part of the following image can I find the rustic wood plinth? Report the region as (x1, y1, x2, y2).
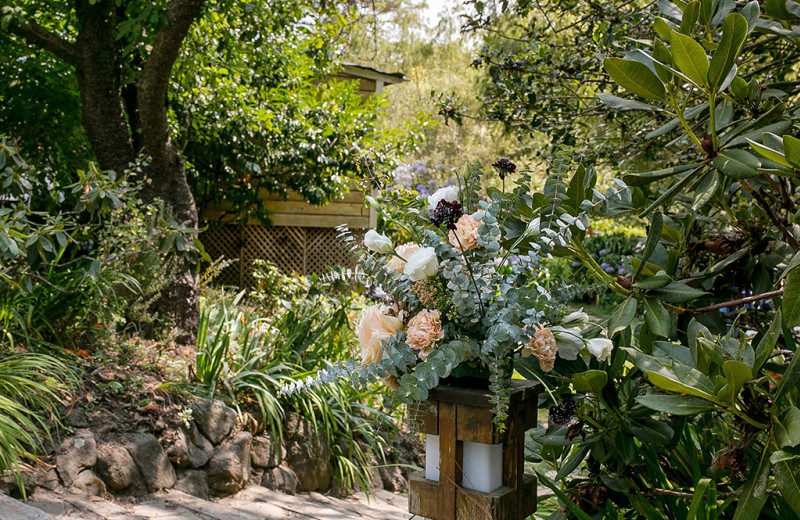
(408, 380, 539, 520)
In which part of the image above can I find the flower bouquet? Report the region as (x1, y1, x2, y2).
(284, 161, 616, 427)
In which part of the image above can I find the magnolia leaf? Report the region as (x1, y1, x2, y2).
(633, 273, 673, 290)
(604, 58, 667, 101)
(742, 1, 761, 33)
(783, 268, 800, 327)
(784, 135, 800, 168)
(608, 297, 638, 338)
(670, 30, 710, 87)
(653, 39, 673, 82)
(775, 342, 800, 405)
(636, 212, 663, 278)
(680, 1, 701, 34)
(713, 149, 760, 178)
(644, 298, 671, 338)
(636, 394, 714, 415)
(754, 310, 782, 372)
(596, 93, 660, 111)
(654, 17, 677, 41)
(732, 448, 771, 520)
(646, 371, 716, 401)
(747, 138, 792, 168)
(572, 370, 608, 395)
(708, 13, 748, 91)
(774, 407, 800, 449)
(650, 281, 708, 303)
(623, 163, 703, 186)
(716, 360, 752, 403)
(770, 451, 800, 517)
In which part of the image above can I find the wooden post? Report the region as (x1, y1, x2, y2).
(408, 380, 539, 520)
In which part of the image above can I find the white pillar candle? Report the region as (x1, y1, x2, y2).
(461, 441, 503, 493)
(425, 434, 440, 481)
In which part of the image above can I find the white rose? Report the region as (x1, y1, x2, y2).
(551, 326, 583, 360)
(427, 186, 460, 210)
(586, 338, 614, 362)
(364, 229, 394, 254)
(562, 308, 589, 326)
(403, 247, 439, 281)
(525, 217, 541, 238)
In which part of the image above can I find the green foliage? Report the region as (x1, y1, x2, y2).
(0, 352, 74, 497)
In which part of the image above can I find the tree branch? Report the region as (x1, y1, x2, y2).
(139, 0, 204, 164)
(689, 289, 784, 314)
(6, 17, 78, 65)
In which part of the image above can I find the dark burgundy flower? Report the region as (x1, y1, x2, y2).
(549, 398, 577, 426)
(492, 157, 517, 179)
(431, 199, 463, 230)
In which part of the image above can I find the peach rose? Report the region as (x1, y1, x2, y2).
(448, 213, 480, 252)
(522, 326, 557, 372)
(357, 306, 403, 366)
(406, 309, 445, 358)
(387, 242, 421, 273)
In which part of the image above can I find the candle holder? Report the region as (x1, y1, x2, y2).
(409, 380, 539, 520)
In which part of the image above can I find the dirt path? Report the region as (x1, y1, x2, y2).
(6, 485, 410, 520)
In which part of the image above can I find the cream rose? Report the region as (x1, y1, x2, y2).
(586, 337, 614, 362)
(406, 309, 445, 358)
(357, 306, 403, 366)
(551, 326, 583, 361)
(427, 185, 459, 210)
(403, 247, 438, 281)
(364, 229, 394, 254)
(448, 213, 480, 252)
(387, 242, 420, 273)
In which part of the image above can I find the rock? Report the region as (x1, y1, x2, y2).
(0, 470, 39, 498)
(192, 399, 237, 444)
(71, 470, 106, 496)
(124, 433, 176, 492)
(207, 431, 252, 496)
(285, 415, 331, 492)
(163, 424, 214, 469)
(261, 464, 297, 495)
(175, 469, 209, 500)
(379, 465, 406, 492)
(56, 430, 96, 487)
(33, 468, 59, 492)
(95, 442, 144, 493)
(251, 432, 282, 468)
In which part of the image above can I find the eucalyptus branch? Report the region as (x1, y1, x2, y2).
(453, 233, 486, 318)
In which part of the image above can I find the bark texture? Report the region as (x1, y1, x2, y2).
(9, 0, 206, 341)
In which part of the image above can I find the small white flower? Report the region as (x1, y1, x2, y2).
(404, 247, 439, 281)
(525, 217, 541, 238)
(427, 186, 460, 210)
(364, 229, 394, 254)
(563, 308, 589, 326)
(586, 337, 614, 362)
(551, 326, 583, 360)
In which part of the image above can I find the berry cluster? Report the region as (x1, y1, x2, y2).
(491, 157, 517, 179)
(549, 398, 577, 426)
(431, 199, 463, 230)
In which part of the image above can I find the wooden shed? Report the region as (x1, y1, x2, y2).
(200, 63, 405, 287)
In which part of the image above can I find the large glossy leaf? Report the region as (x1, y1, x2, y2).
(604, 58, 667, 101)
(644, 298, 671, 338)
(635, 212, 663, 278)
(572, 370, 608, 395)
(680, 1, 701, 34)
(747, 138, 792, 168)
(770, 451, 800, 517)
(609, 297, 638, 337)
(632, 272, 673, 290)
(754, 309, 782, 372)
(783, 268, 800, 327)
(623, 163, 702, 186)
(638, 165, 705, 218)
(597, 93, 659, 111)
(774, 407, 800, 449)
(785, 135, 800, 168)
(775, 339, 800, 405)
(708, 13, 748, 91)
(649, 281, 708, 303)
(636, 394, 714, 415)
(713, 149, 760, 178)
(653, 39, 673, 82)
(646, 371, 716, 401)
(670, 30, 709, 87)
(716, 360, 752, 402)
(742, 1, 761, 33)
(732, 448, 771, 520)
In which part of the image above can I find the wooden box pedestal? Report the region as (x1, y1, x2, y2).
(408, 380, 539, 520)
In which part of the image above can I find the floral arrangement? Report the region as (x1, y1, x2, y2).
(282, 161, 616, 427)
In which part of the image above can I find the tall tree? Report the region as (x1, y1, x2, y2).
(1, 1, 403, 338)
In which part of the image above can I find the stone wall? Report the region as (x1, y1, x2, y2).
(5, 399, 414, 501)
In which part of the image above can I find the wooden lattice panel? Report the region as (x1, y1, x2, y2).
(201, 225, 363, 288)
(200, 225, 241, 287)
